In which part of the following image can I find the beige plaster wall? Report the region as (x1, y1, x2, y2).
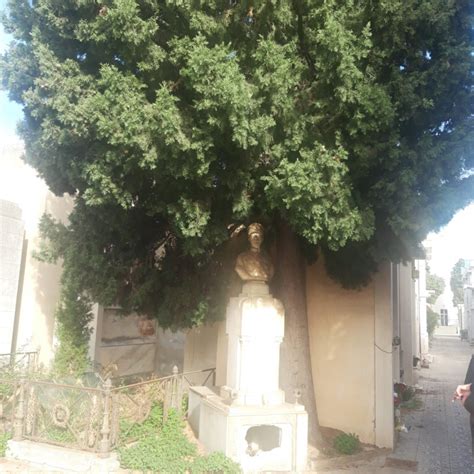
(183, 322, 221, 385)
(306, 259, 376, 444)
(373, 262, 394, 448)
(0, 143, 72, 366)
(399, 263, 417, 386)
(392, 265, 402, 383)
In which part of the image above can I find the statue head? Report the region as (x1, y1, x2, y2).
(247, 223, 264, 251)
(235, 222, 273, 281)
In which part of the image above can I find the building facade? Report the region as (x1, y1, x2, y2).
(0, 143, 72, 364)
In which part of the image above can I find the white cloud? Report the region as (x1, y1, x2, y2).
(0, 128, 23, 147)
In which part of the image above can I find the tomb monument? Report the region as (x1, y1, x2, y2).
(189, 223, 308, 472)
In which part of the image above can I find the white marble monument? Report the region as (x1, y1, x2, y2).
(189, 224, 308, 472)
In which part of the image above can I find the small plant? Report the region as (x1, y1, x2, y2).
(118, 409, 241, 472)
(119, 402, 163, 443)
(44, 426, 76, 444)
(0, 433, 10, 457)
(0, 381, 14, 399)
(394, 383, 415, 402)
(427, 308, 439, 340)
(190, 451, 241, 473)
(118, 409, 197, 472)
(401, 396, 423, 410)
(333, 432, 360, 455)
(401, 386, 415, 402)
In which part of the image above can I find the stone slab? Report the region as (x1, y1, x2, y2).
(6, 440, 121, 473)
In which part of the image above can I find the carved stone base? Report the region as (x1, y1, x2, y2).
(189, 386, 308, 473)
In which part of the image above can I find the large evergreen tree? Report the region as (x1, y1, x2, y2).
(426, 268, 445, 305)
(1, 0, 472, 441)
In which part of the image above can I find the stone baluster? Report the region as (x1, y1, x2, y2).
(171, 365, 181, 411)
(98, 378, 112, 458)
(13, 378, 25, 441)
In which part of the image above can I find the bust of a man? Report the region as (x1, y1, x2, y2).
(235, 223, 274, 282)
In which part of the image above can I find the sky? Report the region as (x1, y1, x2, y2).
(0, 3, 472, 284)
(0, 0, 23, 145)
(426, 205, 474, 281)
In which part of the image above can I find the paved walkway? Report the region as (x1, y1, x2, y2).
(327, 336, 474, 473)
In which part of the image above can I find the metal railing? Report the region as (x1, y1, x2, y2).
(0, 352, 38, 437)
(110, 367, 215, 448)
(0, 378, 19, 436)
(0, 352, 38, 375)
(2, 366, 216, 457)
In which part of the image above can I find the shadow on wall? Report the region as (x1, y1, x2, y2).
(27, 192, 74, 365)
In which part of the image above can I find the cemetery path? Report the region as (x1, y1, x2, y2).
(321, 335, 474, 474)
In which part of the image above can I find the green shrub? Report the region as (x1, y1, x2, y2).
(401, 386, 415, 402)
(47, 274, 93, 378)
(0, 433, 10, 457)
(118, 409, 241, 473)
(118, 409, 197, 472)
(190, 451, 241, 473)
(0, 381, 14, 398)
(119, 402, 163, 443)
(401, 396, 423, 410)
(427, 308, 439, 340)
(333, 432, 360, 455)
(44, 426, 76, 444)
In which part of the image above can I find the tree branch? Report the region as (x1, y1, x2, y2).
(292, 0, 316, 80)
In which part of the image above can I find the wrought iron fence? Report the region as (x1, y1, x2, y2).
(0, 352, 38, 375)
(0, 378, 18, 436)
(0, 352, 37, 437)
(21, 380, 105, 453)
(6, 366, 215, 457)
(110, 366, 215, 448)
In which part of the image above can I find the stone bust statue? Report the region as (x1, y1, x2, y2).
(235, 223, 274, 282)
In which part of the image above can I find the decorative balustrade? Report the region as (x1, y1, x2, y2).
(0, 365, 216, 457)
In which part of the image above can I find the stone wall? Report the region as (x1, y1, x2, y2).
(89, 306, 185, 377)
(0, 144, 72, 364)
(0, 200, 24, 354)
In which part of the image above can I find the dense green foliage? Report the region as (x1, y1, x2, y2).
(119, 401, 163, 443)
(450, 258, 466, 307)
(190, 452, 242, 474)
(0, 433, 10, 457)
(1, 1, 472, 328)
(426, 270, 445, 305)
(333, 432, 360, 455)
(427, 307, 439, 339)
(49, 273, 93, 376)
(118, 408, 240, 472)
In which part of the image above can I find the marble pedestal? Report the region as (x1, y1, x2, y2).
(190, 282, 308, 472)
(189, 387, 308, 472)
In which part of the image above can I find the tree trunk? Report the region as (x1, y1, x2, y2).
(273, 221, 322, 445)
